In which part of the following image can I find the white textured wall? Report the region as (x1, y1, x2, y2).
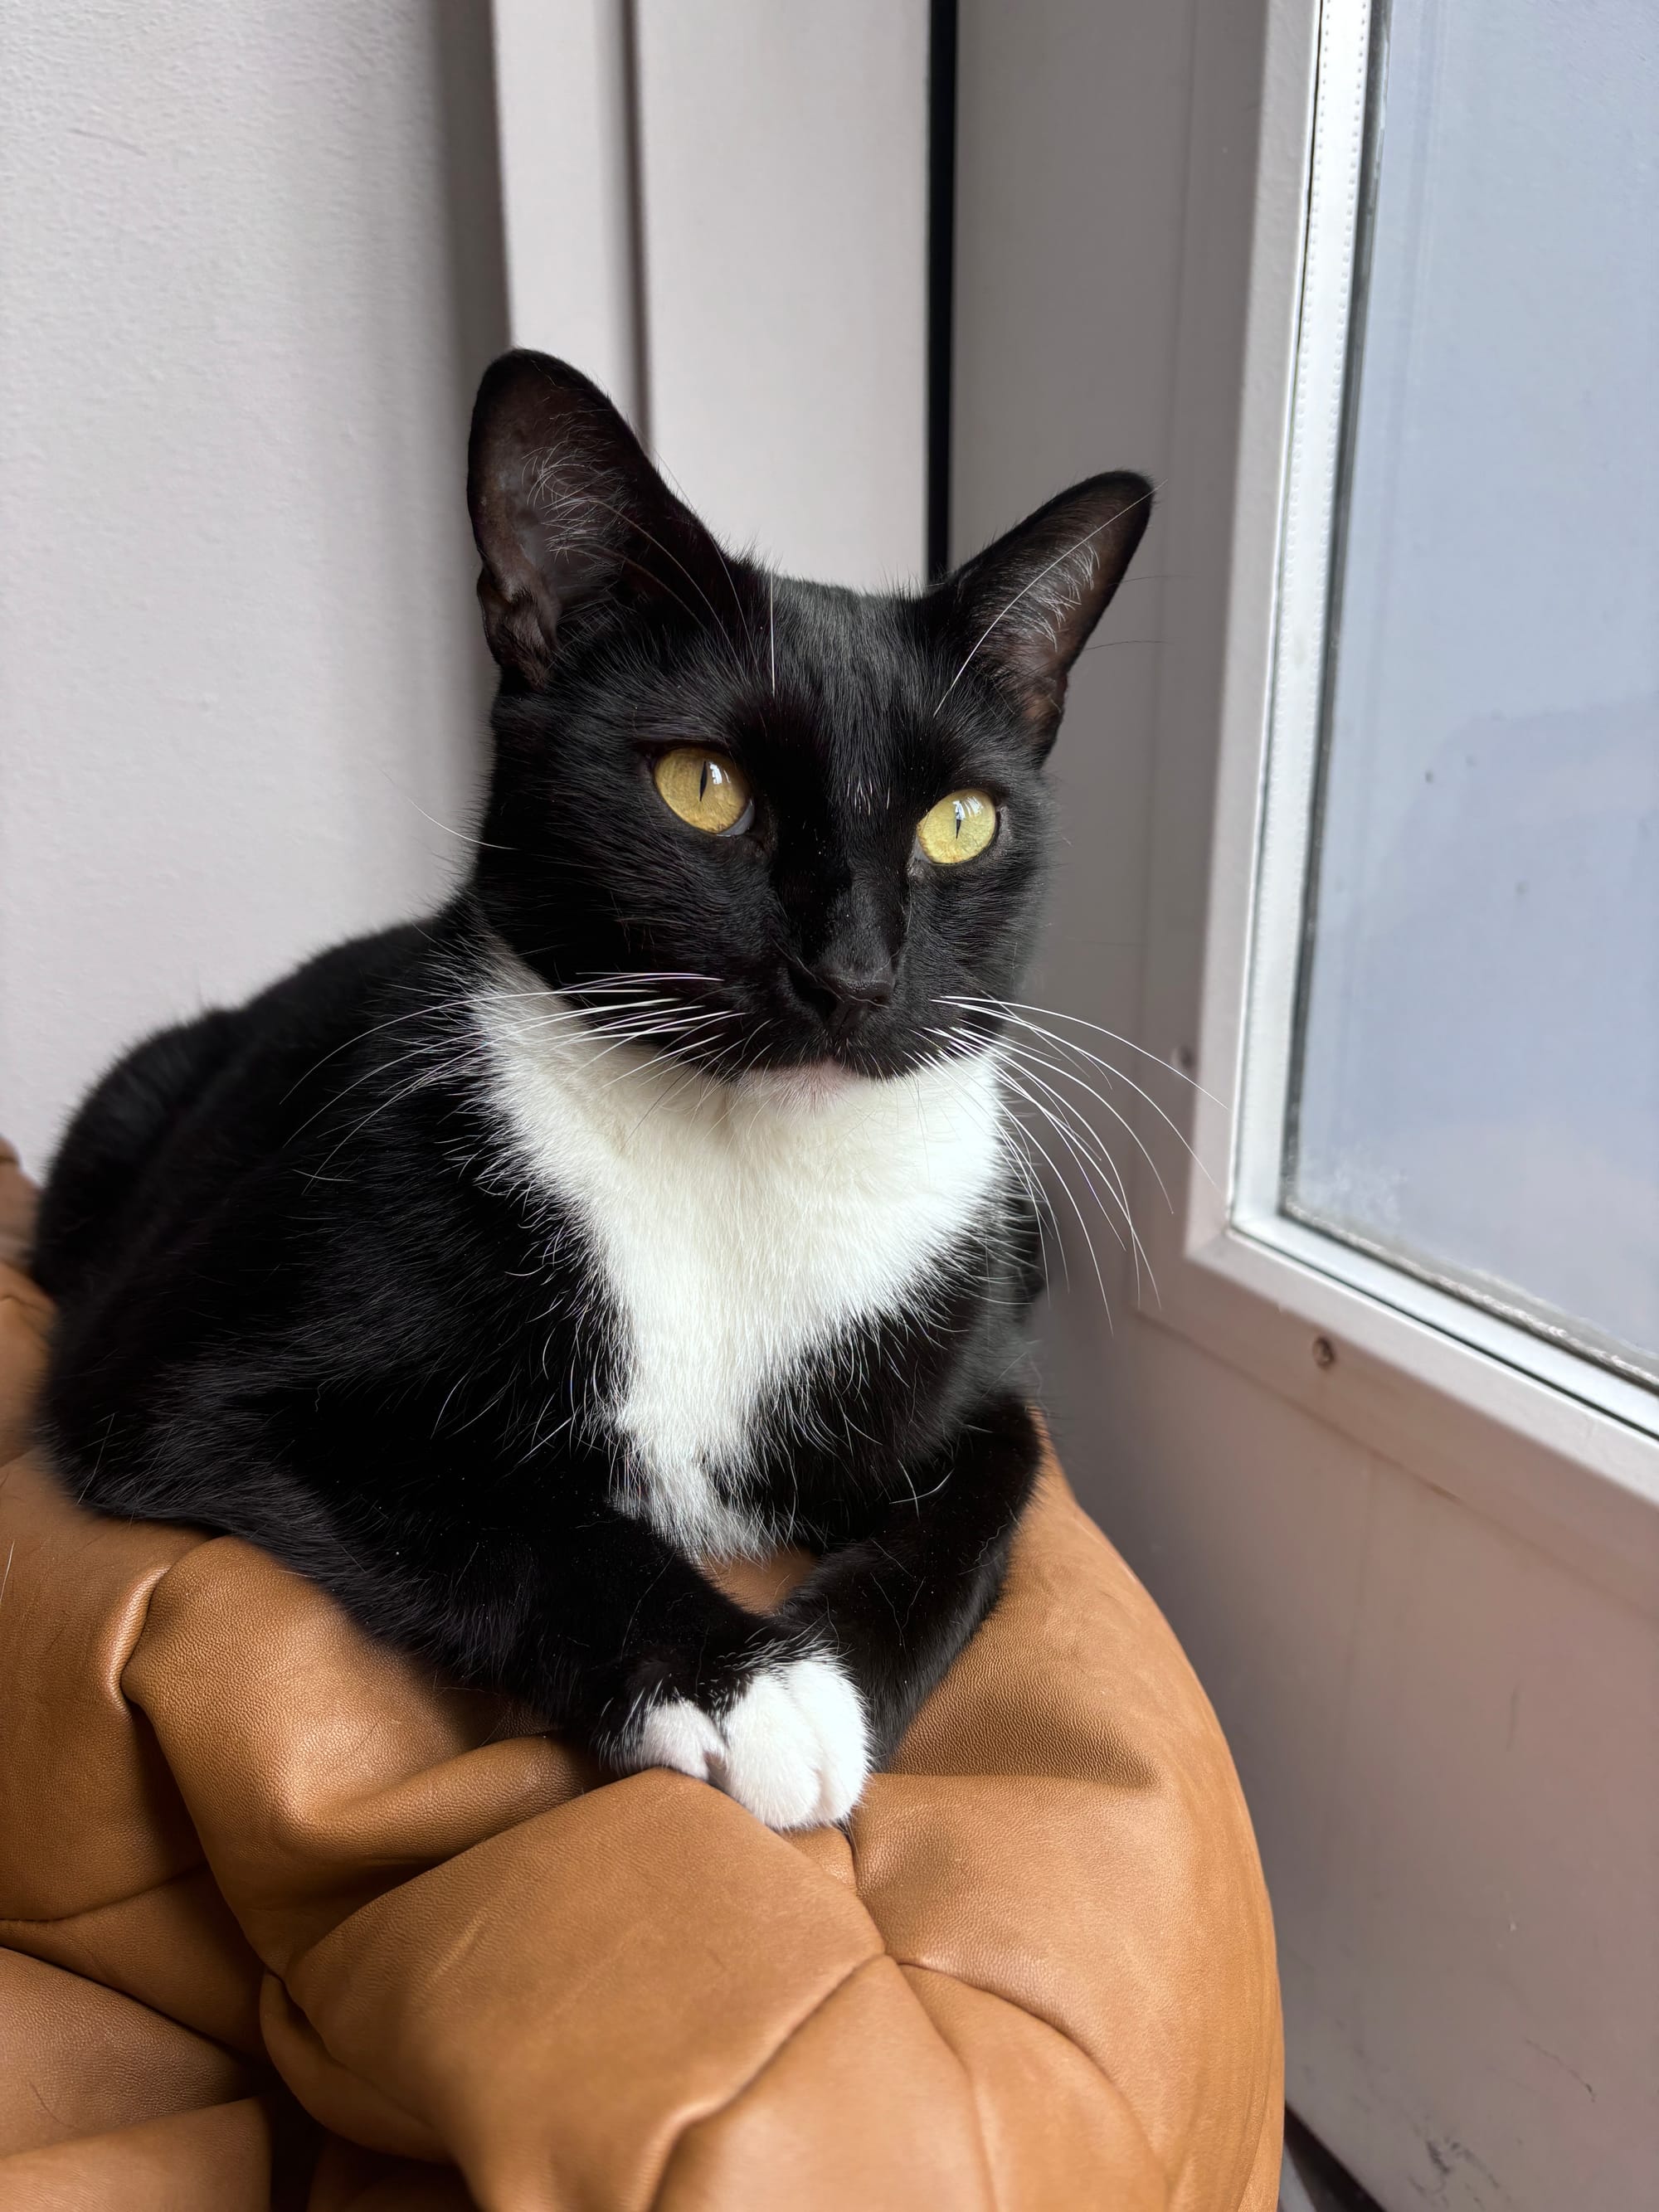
(0, 0, 507, 1175)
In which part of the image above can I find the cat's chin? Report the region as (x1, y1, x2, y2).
(737, 1060, 870, 1114)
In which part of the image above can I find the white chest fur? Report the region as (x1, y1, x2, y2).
(474, 968, 1008, 1554)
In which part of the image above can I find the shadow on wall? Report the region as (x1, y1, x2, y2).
(434, 0, 512, 419)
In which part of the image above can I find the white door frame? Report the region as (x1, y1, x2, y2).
(956, 2, 1657, 2205)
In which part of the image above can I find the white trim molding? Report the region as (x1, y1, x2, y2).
(492, 0, 644, 426)
(1134, 0, 1659, 1617)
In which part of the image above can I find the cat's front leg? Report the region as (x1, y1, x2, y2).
(774, 1395, 1044, 1769)
(383, 1500, 872, 1830)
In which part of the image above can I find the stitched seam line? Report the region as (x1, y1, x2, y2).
(888, 1952, 1086, 2060)
(901, 1959, 1166, 2204)
(0, 1932, 266, 2077)
(893, 1952, 1167, 2170)
(890, 1962, 1004, 2210)
(0, 1860, 211, 1930)
(647, 1954, 878, 2210)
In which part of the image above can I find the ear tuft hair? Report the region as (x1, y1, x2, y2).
(937, 474, 1153, 749)
(467, 350, 727, 686)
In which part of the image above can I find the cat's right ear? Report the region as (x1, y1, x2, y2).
(467, 350, 721, 686)
(932, 472, 1153, 752)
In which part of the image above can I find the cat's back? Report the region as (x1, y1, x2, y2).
(35, 919, 440, 1305)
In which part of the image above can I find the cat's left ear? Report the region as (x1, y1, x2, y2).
(935, 473, 1153, 751)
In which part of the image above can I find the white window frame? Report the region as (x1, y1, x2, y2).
(1135, 0, 1659, 1619)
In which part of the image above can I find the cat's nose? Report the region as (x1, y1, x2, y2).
(815, 954, 895, 1011)
(791, 951, 896, 1033)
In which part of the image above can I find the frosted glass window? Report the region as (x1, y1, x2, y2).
(1287, 0, 1659, 1388)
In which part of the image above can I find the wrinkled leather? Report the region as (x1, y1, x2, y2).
(0, 1138, 1281, 2209)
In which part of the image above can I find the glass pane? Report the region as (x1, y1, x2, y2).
(1287, 0, 1659, 1388)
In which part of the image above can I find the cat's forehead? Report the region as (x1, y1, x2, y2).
(717, 576, 980, 785)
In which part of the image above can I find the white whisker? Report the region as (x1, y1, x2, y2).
(992, 1034, 1176, 1214)
(945, 993, 1228, 1107)
(991, 1068, 1113, 1322)
(999, 1062, 1158, 1304)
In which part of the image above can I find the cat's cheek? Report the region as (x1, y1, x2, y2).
(621, 1654, 870, 1831)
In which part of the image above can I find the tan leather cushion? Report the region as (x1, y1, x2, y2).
(0, 1138, 1281, 2208)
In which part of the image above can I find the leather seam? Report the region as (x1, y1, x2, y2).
(0, 1940, 266, 2079)
(888, 1962, 1005, 2210)
(889, 1952, 1133, 2096)
(899, 1960, 1167, 2203)
(893, 1958, 1170, 2200)
(887, 1952, 1082, 2059)
(647, 1952, 881, 2208)
(0, 1859, 212, 1931)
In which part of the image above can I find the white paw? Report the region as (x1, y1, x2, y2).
(628, 1655, 870, 1830)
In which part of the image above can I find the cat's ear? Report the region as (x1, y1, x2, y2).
(935, 474, 1153, 751)
(467, 350, 726, 685)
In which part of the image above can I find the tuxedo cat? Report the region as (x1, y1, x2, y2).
(34, 352, 1151, 1830)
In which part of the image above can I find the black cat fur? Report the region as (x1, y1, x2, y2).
(35, 352, 1151, 1830)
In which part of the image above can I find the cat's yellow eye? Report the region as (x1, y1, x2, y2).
(653, 747, 753, 835)
(916, 790, 997, 865)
